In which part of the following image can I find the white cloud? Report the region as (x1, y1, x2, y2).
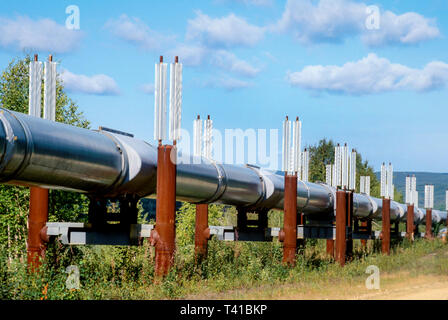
(274, 0, 440, 46)
(186, 11, 265, 48)
(217, 0, 273, 6)
(105, 13, 261, 89)
(0, 16, 82, 53)
(212, 50, 260, 77)
(288, 53, 448, 95)
(60, 69, 120, 95)
(170, 45, 260, 77)
(236, 0, 273, 5)
(205, 76, 252, 91)
(169, 44, 208, 67)
(275, 0, 364, 44)
(105, 14, 174, 50)
(362, 11, 440, 46)
(140, 83, 155, 94)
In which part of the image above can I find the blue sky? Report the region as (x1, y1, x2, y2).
(0, 0, 448, 172)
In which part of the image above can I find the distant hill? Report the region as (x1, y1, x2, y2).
(375, 172, 448, 210)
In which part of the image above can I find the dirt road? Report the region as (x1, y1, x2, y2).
(187, 273, 448, 300)
(274, 274, 448, 300)
(355, 275, 448, 300)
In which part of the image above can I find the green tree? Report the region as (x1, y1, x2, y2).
(0, 55, 91, 258)
(307, 138, 403, 202)
(176, 203, 236, 248)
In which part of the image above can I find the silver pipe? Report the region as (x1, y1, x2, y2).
(0, 108, 445, 225)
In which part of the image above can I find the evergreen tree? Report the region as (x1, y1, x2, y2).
(307, 138, 403, 201)
(0, 55, 90, 258)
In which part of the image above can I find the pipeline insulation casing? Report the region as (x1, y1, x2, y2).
(0, 108, 445, 225)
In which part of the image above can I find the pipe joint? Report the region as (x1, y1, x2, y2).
(40, 226, 50, 243)
(278, 228, 285, 242)
(203, 227, 211, 240)
(149, 229, 159, 247)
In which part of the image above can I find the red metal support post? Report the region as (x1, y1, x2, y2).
(346, 191, 353, 260)
(335, 190, 347, 266)
(425, 208, 433, 239)
(297, 212, 306, 251)
(152, 144, 177, 277)
(360, 220, 368, 248)
(381, 198, 391, 255)
(282, 174, 298, 266)
(406, 204, 414, 241)
(195, 203, 210, 261)
(445, 213, 448, 243)
(27, 187, 49, 271)
(326, 239, 335, 258)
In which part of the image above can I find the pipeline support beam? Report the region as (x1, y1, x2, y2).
(153, 145, 177, 277)
(425, 209, 433, 239)
(335, 190, 353, 266)
(0, 108, 445, 243)
(346, 191, 353, 260)
(406, 204, 414, 241)
(297, 212, 306, 251)
(27, 187, 49, 271)
(360, 220, 368, 248)
(195, 203, 210, 261)
(381, 198, 391, 255)
(326, 239, 334, 258)
(282, 174, 298, 266)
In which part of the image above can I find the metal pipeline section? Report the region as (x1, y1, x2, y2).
(0, 108, 445, 226)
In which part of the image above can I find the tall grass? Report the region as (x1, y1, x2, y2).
(1, 203, 446, 300)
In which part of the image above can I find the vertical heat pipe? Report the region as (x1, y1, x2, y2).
(349, 149, 356, 191)
(380, 163, 386, 198)
(28, 55, 42, 118)
(282, 117, 291, 174)
(193, 115, 202, 158)
(44, 56, 57, 121)
(203, 115, 212, 159)
(381, 198, 391, 255)
(325, 164, 332, 186)
(387, 163, 393, 199)
(27, 54, 49, 271)
(360, 176, 365, 194)
(154, 56, 167, 142)
(292, 117, 301, 176)
(365, 176, 370, 196)
(169, 57, 182, 143)
(302, 149, 309, 182)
